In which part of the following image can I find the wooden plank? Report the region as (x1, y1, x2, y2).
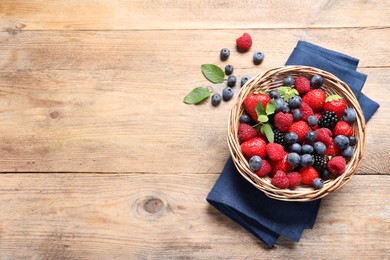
(0, 30, 388, 173)
(0, 173, 388, 259)
(1, 0, 389, 31)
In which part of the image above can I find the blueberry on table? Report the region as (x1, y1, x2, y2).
(240, 76, 251, 87)
(211, 93, 222, 106)
(253, 51, 265, 65)
(222, 87, 234, 101)
(220, 48, 230, 61)
(225, 64, 234, 75)
(227, 76, 237, 87)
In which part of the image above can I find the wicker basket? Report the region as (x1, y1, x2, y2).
(227, 66, 366, 201)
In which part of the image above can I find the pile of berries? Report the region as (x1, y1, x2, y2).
(238, 74, 357, 189)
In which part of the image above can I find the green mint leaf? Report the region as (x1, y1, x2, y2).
(201, 64, 225, 83)
(266, 99, 276, 115)
(261, 123, 274, 143)
(258, 115, 269, 123)
(255, 101, 265, 116)
(254, 124, 261, 132)
(183, 87, 211, 104)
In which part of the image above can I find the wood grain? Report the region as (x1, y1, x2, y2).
(1, 0, 389, 31)
(0, 173, 388, 259)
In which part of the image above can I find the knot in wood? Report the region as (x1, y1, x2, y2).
(143, 197, 164, 214)
(50, 111, 59, 119)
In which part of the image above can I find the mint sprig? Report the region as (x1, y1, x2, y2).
(254, 99, 276, 142)
(201, 64, 225, 83)
(183, 87, 211, 104)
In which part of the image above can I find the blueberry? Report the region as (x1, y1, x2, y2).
(249, 155, 263, 171)
(287, 152, 301, 167)
(285, 132, 298, 144)
(342, 146, 354, 159)
(307, 115, 318, 127)
(275, 98, 286, 112)
(313, 142, 326, 155)
(269, 90, 281, 99)
(289, 96, 302, 109)
(312, 178, 324, 189)
(220, 48, 230, 61)
(292, 109, 302, 121)
(311, 75, 324, 89)
(284, 75, 295, 86)
(282, 102, 290, 113)
(239, 114, 251, 124)
(222, 87, 234, 101)
(334, 135, 349, 150)
(211, 94, 222, 106)
(342, 108, 357, 123)
(241, 76, 251, 87)
(300, 154, 314, 167)
(301, 144, 314, 154)
(306, 130, 317, 142)
(320, 169, 331, 180)
(348, 136, 357, 146)
(253, 51, 265, 65)
(225, 64, 234, 75)
(227, 76, 237, 87)
(289, 143, 302, 153)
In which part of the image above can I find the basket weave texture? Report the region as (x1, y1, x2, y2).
(227, 66, 366, 201)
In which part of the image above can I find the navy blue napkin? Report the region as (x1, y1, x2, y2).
(207, 41, 380, 248)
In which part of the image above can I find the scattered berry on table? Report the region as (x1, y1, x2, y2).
(249, 155, 263, 171)
(334, 135, 350, 150)
(312, 178, 324, 189)
(300, 154, 314, 167)
(327, 156, 346, 175)
(238, 123, 257, 143)
(289, 96, 302, 109)
(305, 130, 317, 143)
(292, 109, 303, 121)
(313, 141, 326, 155)
(243, 93, 270, 121)
(227, 75, 237, 87)
(313, 154, 329, 173)
(287, 152, 301, 167)
(310, 74, 324, 89)
(294, 76, 311, 95)
(342, 108, 357, 124)
(222, 87, 234, 101)
(341, 146, 354, 159)
(266, 143, 285, 161)
(241, 76, 251, 87)
(283, 75, 295, 86)
(225, 64, 234, 75)
(289, 143, 302, 153)
(287, 172, 301, 187)
(285, 132, 298, 145)
(324, 94, 347, 119)
(271, 170, 290, 189)
(288, 120, 311, 142)
(302, 89, 326, 112)
(307, 115, 318, 127)
(236, 33, 252, 52)
(301, 144, 314, 154)
(333, 121, 354, 137)
(239, 114, 251, 124)
(273, 129, 287, 147)
(241, 137, 267, 159)
(220, 48, 230, 61)
(253, 51, 265, 65)
(318, 111, 338, 130)
(300, 166, 319, 185)
(269, 89, 281, 99)
(348, 136, 357, 146)
(211, 93, 222, 106)
(255, 159, 272, 177)
(274, 112, 294, 132)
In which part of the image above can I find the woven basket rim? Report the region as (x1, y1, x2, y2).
(227, 65, 366, 202)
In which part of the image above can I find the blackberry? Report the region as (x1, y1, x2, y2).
(318, 111, 338, 130)
(313, 154, 329, 173)
(273, 129, 287, 147)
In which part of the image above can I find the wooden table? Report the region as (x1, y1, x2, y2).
(1, 1, 389, 258)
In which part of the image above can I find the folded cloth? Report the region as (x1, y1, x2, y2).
(207, 41, 380, 248)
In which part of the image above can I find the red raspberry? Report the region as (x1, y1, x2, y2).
(326, 140, 341, 156)
(255, 159, 271, 177)
(236, 33, 252, 52)
(287, 172, 301, 187)
(300, 167, 319, 185)
(294, 76, 311, 95)
(270, 152, 294, 175)
(300, 102, 314, 121)
(238, 123, 257, 142)
(274, 112, 293, 132)
(271, 171, 289, 189)
(302, 89, 326, 112)
(327, 156, 346, 175)
(266, 143, 285, 161)
(333, 121, 354, 137)
(241, 137, 267, 159)
(315, 128, 333, 146)
(288, 120, 311, 143)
